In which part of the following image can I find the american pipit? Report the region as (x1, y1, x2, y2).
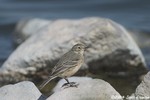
(40, 43, 85, 89)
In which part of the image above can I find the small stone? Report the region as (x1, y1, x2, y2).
(0, 81, 42, 100)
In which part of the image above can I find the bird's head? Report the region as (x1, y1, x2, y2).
(71, 43, 86, 54)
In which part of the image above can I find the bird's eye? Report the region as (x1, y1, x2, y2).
(78, 46, 81, 49)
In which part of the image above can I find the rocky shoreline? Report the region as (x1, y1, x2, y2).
(0, 73, 150, 100)
(0, 17, 149, 100)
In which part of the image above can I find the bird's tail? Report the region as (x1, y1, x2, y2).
(39, 75, 57, 90)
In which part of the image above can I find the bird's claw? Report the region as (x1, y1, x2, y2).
(70, 82, 79, 87)
(62, 82, 79, 88)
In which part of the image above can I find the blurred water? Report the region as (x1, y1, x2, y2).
(0, 0, 150, 66)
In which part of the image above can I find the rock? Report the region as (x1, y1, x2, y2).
(0, 17, 147, 82)
(131, 71, 150, 99)
(0, 81, 44, 100)
(129, 30, 150, 68)
(47, 77, 123, 100)
(13, 18, 52, 45)
(52, 77, 92, 92)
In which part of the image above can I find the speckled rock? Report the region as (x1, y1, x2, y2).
(47, 77, 123, 100)
(131, 71, 150, 99)
(0, 81, 44, 100)
(0, 17, 147, 82)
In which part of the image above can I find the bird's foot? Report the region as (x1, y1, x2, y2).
(62, 82, 79, 88)
(62, 82, 70, 87)
(69, 82, 79, 87)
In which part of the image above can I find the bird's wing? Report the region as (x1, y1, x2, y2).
(51, 52, 80, 76)
(52, 60, 79, 76)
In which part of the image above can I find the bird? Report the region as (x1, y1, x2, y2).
(39, 43, 86, 89)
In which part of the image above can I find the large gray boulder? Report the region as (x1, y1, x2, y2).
(0, 17, 147, 82)
(13, 18, 52, 45)
(0, 81, 44, 100)
(47, 77, 123, 100)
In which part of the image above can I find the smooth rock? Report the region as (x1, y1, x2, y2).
(0, 17, 147, 82)
(0, 81, 44, 100)
(52, 77, 92, 92)
(47, 77, 123, 100)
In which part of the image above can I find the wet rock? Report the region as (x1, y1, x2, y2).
(47, 77, 123, 100)
(0, 17, 147, 82)
(0, 81, 43, 100)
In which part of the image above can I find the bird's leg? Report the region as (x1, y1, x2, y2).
(62, 78, 78, 88)
(65, 78, 70, 84)
(65, 78, 77, 85)
(62, 78, 70, 87)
